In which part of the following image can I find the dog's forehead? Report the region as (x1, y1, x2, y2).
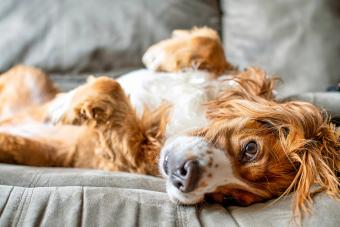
(165, 136, 208, 149)
(199, 119, 264, 145)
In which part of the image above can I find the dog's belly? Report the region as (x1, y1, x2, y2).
(118, 69, 230, 137)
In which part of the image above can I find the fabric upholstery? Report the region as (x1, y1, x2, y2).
(221, 0, 340, 96)
(49, 67, 138, 92)
(0, 0, 221, 74)
(0, 164, 339, 227)
(0, 1, 340, 226)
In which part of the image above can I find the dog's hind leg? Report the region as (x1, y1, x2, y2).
(46, 76, 170, 175)
(0, 124, 100, 168)
(0, 132, 57, 166)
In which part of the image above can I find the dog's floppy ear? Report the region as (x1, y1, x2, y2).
(290, 127, 339, 218)
(234, 67, 278, 100)
(256, 101, 340, 218)
(207, 97, 339, 218)
(280, 102, 340, 218)
(210, 67, 278, 107)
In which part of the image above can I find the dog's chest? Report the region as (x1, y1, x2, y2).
(118, 69, 232, 137)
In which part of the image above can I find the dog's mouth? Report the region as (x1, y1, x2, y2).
(204, 193, 243, 207)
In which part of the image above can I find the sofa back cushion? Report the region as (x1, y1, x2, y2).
(0, 0, 221, 74)
(221, 0, 340, 96)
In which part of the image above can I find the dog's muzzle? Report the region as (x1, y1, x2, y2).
(163, 151, 201, 193)
(159, 136, 243, 204)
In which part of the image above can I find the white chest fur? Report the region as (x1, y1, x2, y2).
(118, 69, 233, 137)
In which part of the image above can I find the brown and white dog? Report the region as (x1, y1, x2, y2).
(0, 28, 338, 219)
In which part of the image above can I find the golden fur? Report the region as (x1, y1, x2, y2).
(0, 27, 338, 221)
(199, 77, 340, 217)
(0, 66, 168, 175)
(143, 27, 235, 75)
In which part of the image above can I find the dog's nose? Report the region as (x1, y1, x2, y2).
(169, 159, 201, 193)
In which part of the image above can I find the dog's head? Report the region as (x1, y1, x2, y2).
(142, 27, 233, 75)
(159, 70, 339, 217)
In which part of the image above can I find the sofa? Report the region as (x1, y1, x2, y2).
(0, 0, 339, 226)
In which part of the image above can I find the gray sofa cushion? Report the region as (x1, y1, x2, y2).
(49, 67, 138, 92)
(285, 92, 340, 117)
(0, 0, 221, 74)
(221, 0, 340, 96)
(0, 164, 339, 227)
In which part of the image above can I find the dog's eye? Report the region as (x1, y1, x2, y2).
(240, 141, 258, 163)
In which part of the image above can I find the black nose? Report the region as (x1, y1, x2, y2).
(170, 160, 201, 193)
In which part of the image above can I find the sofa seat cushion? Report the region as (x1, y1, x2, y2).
(0, 164, 339, 227)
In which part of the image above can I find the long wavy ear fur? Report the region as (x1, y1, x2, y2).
(216, 67, 279, 104)
(279, 102, 340, 220)
(290, 121, 339, 218)
(233, 67, 279, 100)
(206, 94, 339, 220)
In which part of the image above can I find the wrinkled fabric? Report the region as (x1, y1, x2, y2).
(0, 164, 339, 227)
(221, 0, 340, 96)
(0, 0, 221, 74)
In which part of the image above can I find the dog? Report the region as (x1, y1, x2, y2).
(0, 28, 338, 220)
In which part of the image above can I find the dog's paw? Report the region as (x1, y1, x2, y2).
(142, 27, 231, 74)
(142, 45, 165, 71)
(52, 77, 126, 127)
(72, 98, 114, 126)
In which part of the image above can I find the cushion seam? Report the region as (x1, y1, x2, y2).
(17, 187, 34, 226)
(227, 209, 242, 227)
(13, 188, 28, 226)
(79, 186, 84, 227)
(0, 186, 14, 218)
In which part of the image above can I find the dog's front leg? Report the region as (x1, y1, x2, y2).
(46, 77, 146, 171)
(45, 76, 168, 175)
(47, 77, 131, 128)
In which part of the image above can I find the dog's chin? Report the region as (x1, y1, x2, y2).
(165, 180, 204, 205)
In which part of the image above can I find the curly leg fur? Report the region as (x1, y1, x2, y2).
(0, 67, 169, 175)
